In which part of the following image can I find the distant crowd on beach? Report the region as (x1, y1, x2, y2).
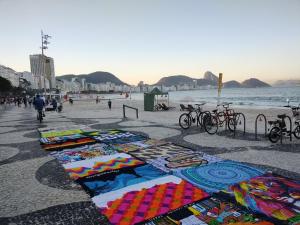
(0, 96, 33, 108)
(0, 95, 61, 110)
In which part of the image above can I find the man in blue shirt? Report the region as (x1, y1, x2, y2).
(33, 95, 45, 115)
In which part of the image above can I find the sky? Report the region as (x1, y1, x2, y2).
(0, 0, 299, 85)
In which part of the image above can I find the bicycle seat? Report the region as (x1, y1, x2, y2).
(212, 109, 218, 113)
(277, 114, 286, 119)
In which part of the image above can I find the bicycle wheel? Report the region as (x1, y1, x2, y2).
(198, 111, 210, 128)
(294, 125, 300, 139)
(217, 112, 225, 124)
(268, 127, 281, 143)
(228, 117, 237, 132)
(204, 115, 218, 134)
(179, 113, 191, 129)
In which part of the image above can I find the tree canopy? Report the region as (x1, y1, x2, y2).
(0, 77, 13, 93)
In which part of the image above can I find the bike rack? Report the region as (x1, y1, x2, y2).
(255, 114, 267, 140)
(280, 115, 292, 144)
(123, 104, 139, 119)
(233, 112, 246, 137)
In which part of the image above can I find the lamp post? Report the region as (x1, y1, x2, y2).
(40, 30, 51, 94)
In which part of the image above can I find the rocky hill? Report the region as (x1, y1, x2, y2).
(203, 71, 218, 85)
(57, 71, 127, 85)
(155, 73, 270, 88)
(155, 75, 195, 86)
(241, 78, 270, 88)
(223, 80, 243, 88)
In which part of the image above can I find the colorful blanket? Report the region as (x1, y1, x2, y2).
(40, 133, 89, 144)
(49, 143, 117, 164)
(226, 173, 300, 223)
(147, 151, 223, 173)
(39, 125, 96, 138)
(89, 130, 133, 141)
(77, 164, 167, 197)
(99, 134, 147, 145)
(130, 143, 194, 161)
(141, 195, 274, 225)
(63, 153, 145, 180)
(92, 176, 209, 225)
(42, 137, 96, 151)
(174, 160, 265, 193)
(112, 139, 167, 153)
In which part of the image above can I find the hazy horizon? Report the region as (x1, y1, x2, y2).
(0, 0, 299, 85)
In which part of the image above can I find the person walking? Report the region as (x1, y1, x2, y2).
(96, 96, 99, 104)
(108, 99, 112, 110)
(28, 97, 32, 108)
(23, 96, 27, 108)
(17, 97, 21, 107)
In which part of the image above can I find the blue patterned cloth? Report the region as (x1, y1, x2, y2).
(174, 160, 265, 193)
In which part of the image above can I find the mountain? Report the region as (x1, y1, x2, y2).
(154, 73, 270, 89)
(241, 78, 271, 88)
(223, 80, 243, 88)
(155, 75, 195, 86)
(57, 71, 127, 85)
(273, 80, 300, 87)
(203, 71, 218, 85)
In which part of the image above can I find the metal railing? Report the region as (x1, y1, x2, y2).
(123, 104, 139, 119)
(233, 112, 246, 137)
(255, 114, 267, 140)
(280, 115, 292, 144)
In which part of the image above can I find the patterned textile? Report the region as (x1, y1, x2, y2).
(92, 176, 209, 225)
(112, 139, 167, 153)
(89, 130, 133, 141)
(40, 129, 83, 138)
(147, 151, 223, 173)
(42, 137, 96, 151)
(226, 173, 300, 223)
(49, 143, 117, 164)
(130, 143, 193, 161)
(40, 133, 89, 144)
(77, 164, 167, 197)
(175, 160, 265, 193)
(100, 135, 147, 145)
(63, 153, 145, 180)
(39, 125, 96, 138)
(141, 196, 274, 225)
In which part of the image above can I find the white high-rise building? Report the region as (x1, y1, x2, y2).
(17, 71, 35, 89)
(0, 65, 19, 87)
(30, 54, 55, 89)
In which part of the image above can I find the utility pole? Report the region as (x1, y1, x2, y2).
(40, 30, 51, 94)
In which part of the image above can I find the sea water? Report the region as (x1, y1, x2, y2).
(130, 86, 300, 107)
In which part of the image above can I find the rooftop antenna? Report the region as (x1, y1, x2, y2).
(41, 30, 51, 55)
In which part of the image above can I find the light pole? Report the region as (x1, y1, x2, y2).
(40, 30, 51, 94)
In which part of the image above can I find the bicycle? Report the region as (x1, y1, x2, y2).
(203, 103, 237, 134)
(268, 107, 300, 143)
(179, 103, 210, 129)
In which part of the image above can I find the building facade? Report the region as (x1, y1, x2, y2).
(30, 54, 55, 89)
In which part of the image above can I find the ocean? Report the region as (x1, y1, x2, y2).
(130, 86, 300, 107)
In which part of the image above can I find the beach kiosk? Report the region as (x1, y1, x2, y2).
(144, 87, 169, 111)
